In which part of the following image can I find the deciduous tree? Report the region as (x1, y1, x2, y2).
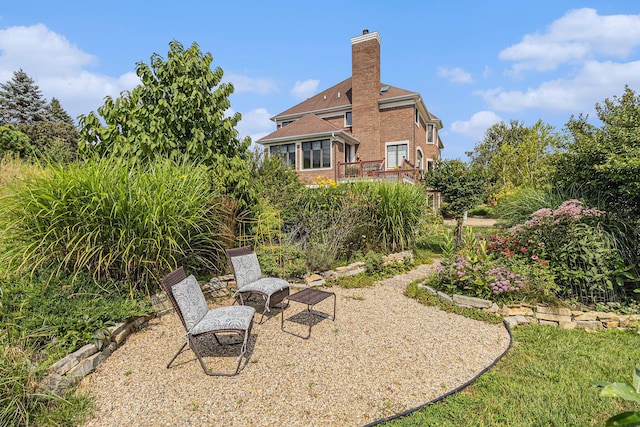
(552, 85, 640, 219)
(469, 119, 562, 196)
(424, 159, 487, 249)
(78, 40, 250, 164)
(0, 124, 34, 158)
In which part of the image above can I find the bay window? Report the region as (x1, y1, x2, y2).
(269, 143, 296, 167)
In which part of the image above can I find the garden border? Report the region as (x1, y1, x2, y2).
(362, 320, 513, 426)
(419, 284, 640, 332)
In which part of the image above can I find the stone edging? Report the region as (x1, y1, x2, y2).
(42, 316, 152, 395)
(419, 284, 640, 331)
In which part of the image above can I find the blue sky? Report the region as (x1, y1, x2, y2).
(1, 1, 639, 159)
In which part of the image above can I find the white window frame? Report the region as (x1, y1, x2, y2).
(427, 124, 434, 144)
(345, 143, 355, 162)
(302, 139, 332, 170)
(269, 143, 297, 168)
(385, 141, 409, 169)
(426, 157, 435, 172)
(345, 111, 352, 127)
(416, 148, 424, 170)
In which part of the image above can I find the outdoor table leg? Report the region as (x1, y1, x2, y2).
(281, 288, 336, 339)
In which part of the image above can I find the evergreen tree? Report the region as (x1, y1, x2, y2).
(47, 97, 74, 125)
(0, 69, 49, 124)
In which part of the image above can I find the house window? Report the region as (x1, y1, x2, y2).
(416, 149, 424, 170)
(345, 144, 354, 162)
(345, 111, 352, 127)
(302, 139, 331, 169)
(280, 120, 293, 128)
(426, 158, 435, 172)
(269, 143, 296, 167)
(386, 143, 408, 169)
(415, 108, 420, 125)
(427, 124, 434, 143)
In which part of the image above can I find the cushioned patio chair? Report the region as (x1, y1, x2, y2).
(159, 267, 255, 376)
(226, 246, 290, 324)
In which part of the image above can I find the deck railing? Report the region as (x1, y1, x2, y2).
(337, 159, 385, 179)
(337, 158, 422, 184)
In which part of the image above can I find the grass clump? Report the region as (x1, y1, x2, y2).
(1, 270, 151, 354)
(0, 331, 94, 427)
(0, 156, 225, 295)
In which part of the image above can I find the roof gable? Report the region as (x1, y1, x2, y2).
(273, 78, 419, 120)
(258, 113, 343, 143)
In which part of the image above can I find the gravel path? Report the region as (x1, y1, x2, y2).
(80, 265, 510, 427)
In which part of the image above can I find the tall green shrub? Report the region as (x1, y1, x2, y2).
(0, 156, 225, 293)
(365, 182, 427, 252)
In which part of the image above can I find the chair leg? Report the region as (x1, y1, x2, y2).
(188, 329, 252, 376)
(167, 341, 188, 369)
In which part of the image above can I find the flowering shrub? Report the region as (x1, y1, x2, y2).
(432, 227, 558, 303)
(493, 199, 628, 304)
(486, 266, 525, 295)
(436, 230, 522, 301)
(436, 252, 555, 303)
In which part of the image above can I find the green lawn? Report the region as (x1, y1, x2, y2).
(383, 325, 640, 426)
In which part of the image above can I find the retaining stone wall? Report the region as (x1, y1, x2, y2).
(419, 284, 640, 332)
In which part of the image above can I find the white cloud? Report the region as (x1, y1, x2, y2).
(450, 111, 503, 141)
(437, 66, 474, 84)
(236, 107, 274, 143)
(225, 73, 278, 95)
(290, 79, 319, 99)
(0, 24, 137, 121)
(477, 59, 640, 113)
(0, 24, 96, 76)
(499, 8, 640, 73)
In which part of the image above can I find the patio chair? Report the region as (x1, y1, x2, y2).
(226, 246, 290, 324)
(159, 266, 255, 376)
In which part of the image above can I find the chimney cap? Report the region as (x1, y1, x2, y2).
(363, 29, 369, 34)
(350, 30, 380, 45)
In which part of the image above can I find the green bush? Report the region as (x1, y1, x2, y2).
(255, 244, 307, 279)
(1, 271, 150, 354)
(364, 251, 384, 273)
(292, 184, 367, 270)
(0, 156, 225, 294)
(468, 204, 495, 218)
(284, 181, 427, 269)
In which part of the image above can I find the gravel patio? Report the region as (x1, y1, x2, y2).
(80, 265, 511, 426)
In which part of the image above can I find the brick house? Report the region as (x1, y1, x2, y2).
(257, 30, 444, 185)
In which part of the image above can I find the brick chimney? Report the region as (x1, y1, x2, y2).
(351, 30, 381, 161)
